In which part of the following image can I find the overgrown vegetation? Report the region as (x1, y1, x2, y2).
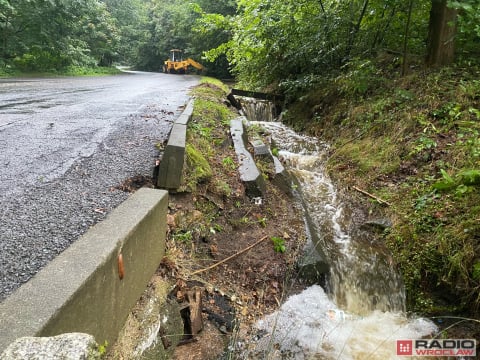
(202, 1, 480, 91)
(1, 0, 122, 72)
(283, 62, 480, 317)
(178, 78, 238, 194)
(4, 1, 479, 81)
(161, 78, 306, 358)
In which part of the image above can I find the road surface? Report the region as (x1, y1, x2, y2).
(0, 71, 200, 301)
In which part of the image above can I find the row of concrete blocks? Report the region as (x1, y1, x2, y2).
(0, 101, 287, 357)
(0, 99, 197, 357)
(157, 102, 287, 198)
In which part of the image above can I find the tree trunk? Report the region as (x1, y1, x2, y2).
(426, 0, 457, 67)
(401, 0, 414, 76)
(371, 6, 397, 53)
(344, 0, 369, 62)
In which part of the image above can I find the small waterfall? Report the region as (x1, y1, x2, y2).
(236, 97, 276, 123)
(244, 120, 436, 359)
(259, 121, 405, 314)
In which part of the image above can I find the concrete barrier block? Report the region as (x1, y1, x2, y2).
(230, 117, 266, 197)
(0, 188, 168, 353)
(156, 123, 187, 190)
(271, 155, 292, 194)
(175, 113, 190, 125)
(176, 99, 194, 125)
(182, 99, 194, 117)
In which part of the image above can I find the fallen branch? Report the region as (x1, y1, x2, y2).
(189, 235, 269, 276)
(353, 186, 391, 206)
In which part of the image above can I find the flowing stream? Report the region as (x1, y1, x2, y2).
(243, 116, 437, 359)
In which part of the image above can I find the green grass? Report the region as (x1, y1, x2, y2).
(181, 77, 238, 194)
(0, 65, 122, 78)
(184, 143, 213, 191)
(198, 76, 230, 93)
(62, 66, 123, 76)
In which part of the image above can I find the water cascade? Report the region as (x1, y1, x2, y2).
(237, 99, 437, 359)
(236, 97, 277, 123)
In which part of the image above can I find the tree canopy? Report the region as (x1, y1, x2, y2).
(1, 0, 118, 70)
(1, 0, 479, 81)
(202, 0, 480, 90)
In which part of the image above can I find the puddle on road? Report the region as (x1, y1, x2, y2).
(0, 98, 52, 110)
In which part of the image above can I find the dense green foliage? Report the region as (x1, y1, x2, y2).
(1, 0, 118, 71)
(202, 0, 480, 92)
(2, 0, 480, 77)
(133, 0, 234, 74)
(0, 0, 234, 74)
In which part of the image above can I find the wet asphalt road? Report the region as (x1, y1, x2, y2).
(0, 71, 200, 301)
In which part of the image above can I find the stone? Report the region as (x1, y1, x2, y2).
(172, 209, 203, 231)
(296, 208, 330, 285)
(271, 155, 291, 194)
(106, 277, 183, 360)
(251, 139, 271, 159)
(297, 239, 329, 285)
(360, 218, 393, 232)
(0, 333, 100, 360)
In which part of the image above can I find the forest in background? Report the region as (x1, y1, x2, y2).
(2, 0, 479, 81)
(2, 0, 480, 317)
(0, 0, 236, 77)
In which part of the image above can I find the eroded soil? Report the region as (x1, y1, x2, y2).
(107, 81, 308, 358)
(165, 163, 307, 359)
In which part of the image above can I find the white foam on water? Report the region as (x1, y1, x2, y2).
(254, 285, 437, 360)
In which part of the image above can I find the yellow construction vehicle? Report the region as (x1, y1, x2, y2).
(163, 49, 204, 74)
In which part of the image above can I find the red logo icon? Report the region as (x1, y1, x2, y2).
(397, 340, 413, 356)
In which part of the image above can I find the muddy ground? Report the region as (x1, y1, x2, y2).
(107, 84, 309, 358)
(167, 181, 310, 356)
(164, 141, 308, 358)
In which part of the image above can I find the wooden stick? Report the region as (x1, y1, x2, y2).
(353, 186, 391, 206)
(189, 235, 269, 276)
(186, 288, 203, 335)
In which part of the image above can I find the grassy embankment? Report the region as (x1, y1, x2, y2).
(282, 62, 480, 318)
(0, 65, 122, 77)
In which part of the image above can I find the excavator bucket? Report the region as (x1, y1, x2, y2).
(186, 58, 204, 71)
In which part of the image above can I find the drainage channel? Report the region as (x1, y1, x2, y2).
(235, 109, 437, 359)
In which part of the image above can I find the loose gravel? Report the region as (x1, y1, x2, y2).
(0, 104, 176, 301)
